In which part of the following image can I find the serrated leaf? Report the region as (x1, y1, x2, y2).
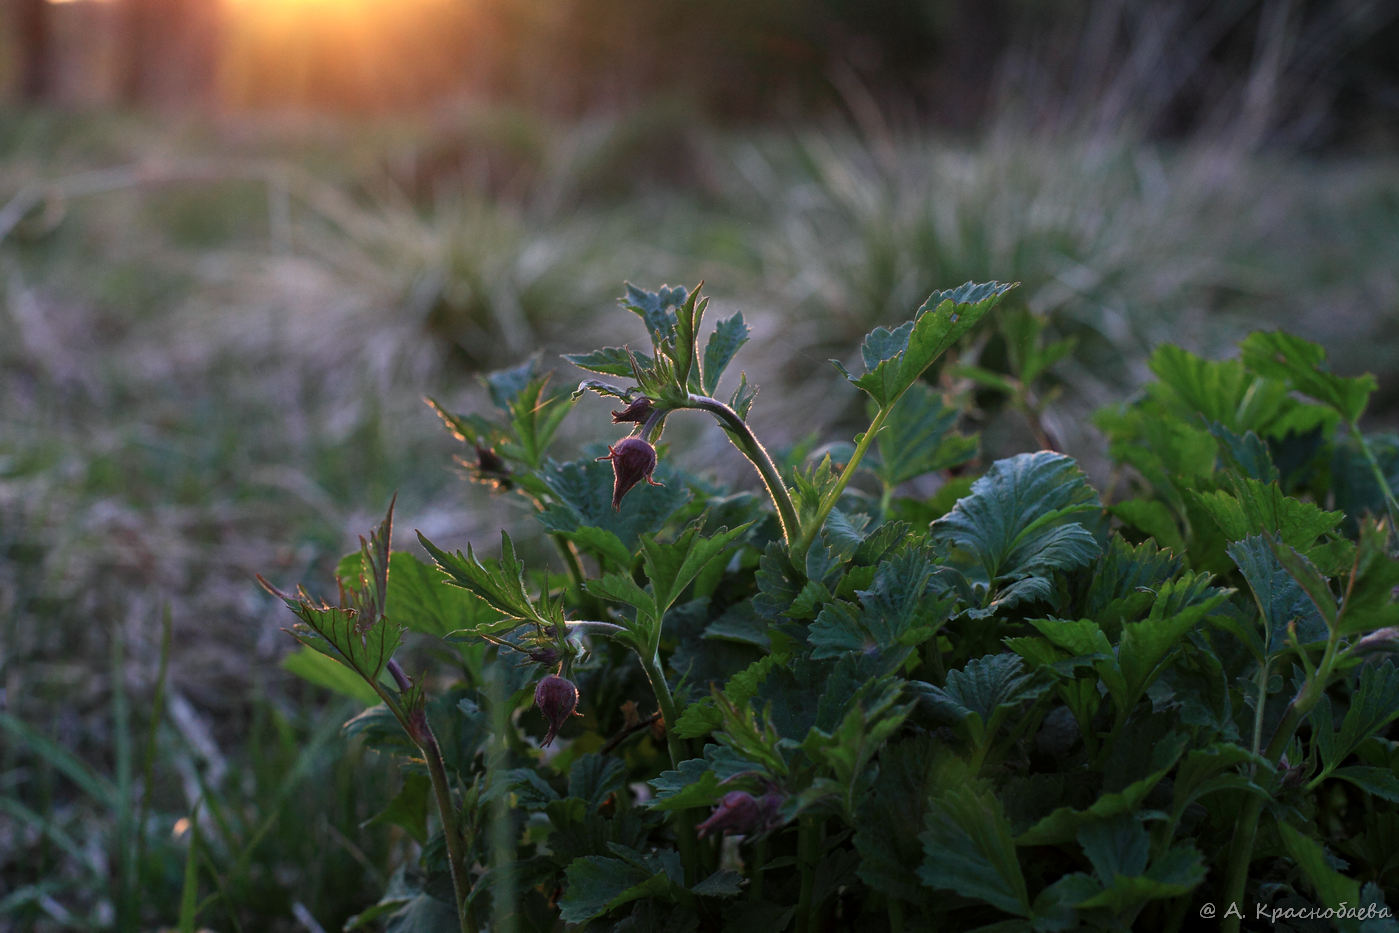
(641, 520, 753, 618)
(484, 356, 543, 410)
(701, 312, 749, 395)
(1276, 822, 1363, 917)
(1228, 535, 1330, 652)
(845, 281, 1015, 406)
(537, 455, 691, 549)
(417, 531, 559, 634)
(370, 551, 493, 638)
(565, 346, 654, 378)
(559, 855, 677, 923)
(1317, 661, 1399, 772)
(1077, 813, 1149, 881)
(918, 781, 1031, 917)
(1240, 330, 1377, 424)
(568, 755, 628, 810)
(1330, 765, 1399, 802)
(620, 282, 687, 341)
(932, 452, 1102, 614)
(1336, 518, 1399, 636)
(872, 382, 978, 487)
(671, 283, 707, 392)
(854, 734, 944, 903)
(363, 773, 430, 844)
(1207, 421, 1280, 483)
(915, 653, 1044, 741)
(649, 757, 723, 809)
(1018, 736, 1186, 846)
(281, 645, 383, 706)
(809, 545, 956, 660)
(1192, 476, 1343, 549)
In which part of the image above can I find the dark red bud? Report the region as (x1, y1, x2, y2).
(534, 674, 580, 747)
(597, 437, 663, 510)
(695, 789, 784, 839)
(475, 445, 507, 475)
(611, 397, 655, 424)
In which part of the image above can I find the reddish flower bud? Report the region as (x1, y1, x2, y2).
(534, 674, 580, 747)
(597, 437, 663, 510)
(695, 789, 784, 839)
(611, 397, 655, 424)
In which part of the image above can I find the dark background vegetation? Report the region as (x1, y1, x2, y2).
(2, 0, 1398, 929)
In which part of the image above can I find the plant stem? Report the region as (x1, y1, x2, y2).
(793, 402, 892, 563)
(683, 394, 800, 547)
(796, 816, 821, 933)
(385, 661, 474, 933)
(635, 646, 701, 883)
(1220, 636, 1339, 933)
(1348, 423, 1399, 532)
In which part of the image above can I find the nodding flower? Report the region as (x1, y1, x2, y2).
(610, 397, 655, 425)
(597, 437, 662, 510)
(695, 788, 785, 839)
(534, 674, 580, 747)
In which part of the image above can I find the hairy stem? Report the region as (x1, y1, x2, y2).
(385, 660, 474, 933)
(635, 646, 701, 883)
(794, 402, 893, 562)
(682, 394, 800, 547)
(1348, 422, 1399, 532)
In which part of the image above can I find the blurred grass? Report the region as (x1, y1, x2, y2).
(1, 104, 1396, 928)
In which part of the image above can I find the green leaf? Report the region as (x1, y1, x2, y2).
(915, 653, 1045, 745)
(568, 755, 629, 810)
(649, 757, 725, 810)
(1330, 766, 1399, 802)
(701, 312, 750, 395)
(417, 531, 560, 633)
(559, 855, 677, 924)
(1240, 330, 1377, 424)
(1191, 476, 1343, 549)
(640, 520, 753, 618)
(537, 455, 691, 550)
(1018, 735, 1186, 846)
(1108, 498, 1187, 555)
(281, 645, 383, 706)
(1116, 573, 1231, 709)
(1316, 661, 1399, 771)
(1227, 535, 1330, 652)
(843, 281, 1015, 407)
(932, 451, 1102, 614)
(1336, 517, 1399, 636)
(1276, 822, 1363, 920)
(363, 772, 430, 844)
(565, 346, 654, 379)
(378, 551, 494, 638)
(1077, 813, 1148, 882)
(671, 283, 707, 392)
(621, 282, 687, 343)
(918, 780, 1031, 917)
(808, 545, 956, 660)
(278, 601, 403, 686)
(871, 382, 978, 487)
(854, 734, 944, 904)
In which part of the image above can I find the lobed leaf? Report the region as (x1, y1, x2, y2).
(839, 281, 1015, 407)
(1240, 330, 1377, 424)
(918, 780, 1031, 917)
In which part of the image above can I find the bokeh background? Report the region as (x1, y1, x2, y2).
(2, 0, 1398, 928)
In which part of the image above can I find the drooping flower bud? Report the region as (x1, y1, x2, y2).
(596, 437, 663, 510)
(534, 674, 580, 747)
(611, 396, 655, 425)
(471, 445, 512, 490)
(695, 788, 784, 839)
